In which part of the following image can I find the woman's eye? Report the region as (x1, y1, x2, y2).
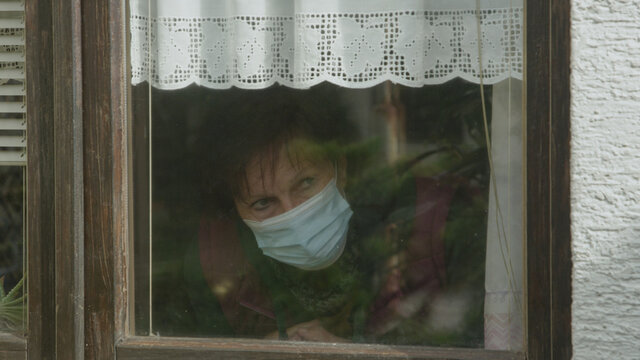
(300, 177, 315, 189)
(251, 198, 272, 211)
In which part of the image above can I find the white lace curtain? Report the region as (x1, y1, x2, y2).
(130, 0, 524, 350)
(130, 0, 523, 89)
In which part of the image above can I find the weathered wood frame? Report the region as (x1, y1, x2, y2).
(20, 0, 572, 358)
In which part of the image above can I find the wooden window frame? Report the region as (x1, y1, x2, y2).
(20, 0, 572, 358)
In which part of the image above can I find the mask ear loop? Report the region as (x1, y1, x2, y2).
(334, 161, 348, 200)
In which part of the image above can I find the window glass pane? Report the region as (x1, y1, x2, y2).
(130, 0, 525, 350)
(0, 166, 25, 335)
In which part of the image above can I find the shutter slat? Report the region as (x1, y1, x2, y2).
(0, 150, 25, 166)
(0, 84, 24, 95)
(0, 102, 25, 113)
(0, 68, 24, 79)
(0, 118, 25, 130)
(0, 2, 23, 12)
(0, 18, 23, 29)
(0, 52, 23, 62)
(0, 135, 25, 147)
(0, 35, 22, 46)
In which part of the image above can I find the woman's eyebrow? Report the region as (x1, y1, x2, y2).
(243, 190, 272, 203)
(242, 172, 278, 201)
(290, 163, 317, 183)
(238, 182, 272, 203)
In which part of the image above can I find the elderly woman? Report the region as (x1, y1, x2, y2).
(185, 85, 485, 345)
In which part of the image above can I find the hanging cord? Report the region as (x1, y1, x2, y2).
(475, 0, 522, 316)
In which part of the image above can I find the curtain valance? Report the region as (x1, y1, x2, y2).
(130, 0, 523, 89)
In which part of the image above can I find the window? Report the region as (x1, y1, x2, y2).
(129, 0, 527, 351)
(0, 0, 26, 355)
(21, 0, 572, 359)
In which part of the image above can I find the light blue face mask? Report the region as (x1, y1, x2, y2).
(242, 177, 352, 271)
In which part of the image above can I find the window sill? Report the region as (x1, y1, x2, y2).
(117, 336, 524, 360)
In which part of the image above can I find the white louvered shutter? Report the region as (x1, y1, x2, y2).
(0, 0, 25, 166)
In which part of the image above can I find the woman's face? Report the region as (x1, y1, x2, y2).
(233, 144, 336, 222)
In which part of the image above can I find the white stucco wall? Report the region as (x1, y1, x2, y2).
(571, 0, 640, 358)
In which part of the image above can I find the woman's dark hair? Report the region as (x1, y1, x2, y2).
(197, 84, 356, 217)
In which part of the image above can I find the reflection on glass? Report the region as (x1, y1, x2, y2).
(130, 81, 522, 348)
(0, 166, 25, 334)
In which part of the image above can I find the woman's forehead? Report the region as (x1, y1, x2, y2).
(242, 149, 330, 195)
